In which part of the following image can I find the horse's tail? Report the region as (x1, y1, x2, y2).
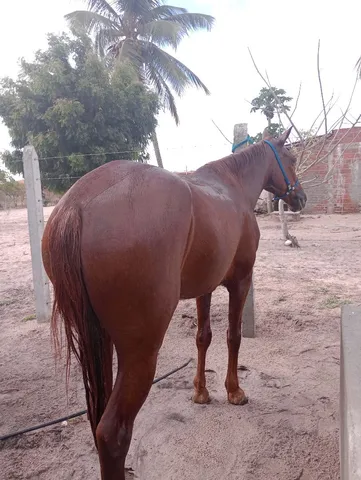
(46, 205, 113, 445)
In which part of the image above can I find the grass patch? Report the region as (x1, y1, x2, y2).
(22, 314, 36, 322)
(321, 296, 352, 310)
(311, 286, 330, 295)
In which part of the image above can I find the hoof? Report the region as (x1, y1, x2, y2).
(192, 388, 210, 404)
(228, 388, 248, 405)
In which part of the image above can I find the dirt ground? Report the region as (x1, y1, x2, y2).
(1, 207, 361, 480)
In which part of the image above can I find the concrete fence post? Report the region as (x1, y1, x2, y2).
(23, 145, 51, 323)
(233, 123, 255, 338)
(340, 304, 361, 480)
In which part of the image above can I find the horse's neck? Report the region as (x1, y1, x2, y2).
(229, 147, 270, 209)
(194, 146, 270, 209)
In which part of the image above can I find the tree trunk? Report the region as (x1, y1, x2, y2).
(152, 130, 164, 169)
(278, 199, 289, 240)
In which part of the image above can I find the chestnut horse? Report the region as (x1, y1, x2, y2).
(42, 127, 306, 479)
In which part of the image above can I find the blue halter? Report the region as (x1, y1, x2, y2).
(231, 135, 254, 153)
(264, 140, 299, 201)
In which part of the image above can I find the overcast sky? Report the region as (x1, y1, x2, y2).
(1, 0, 360, 174)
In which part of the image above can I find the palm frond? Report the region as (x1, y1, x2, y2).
(166, 13, 215, 33)
(141, 42, 210, 95)
(65, 11, 121, 34)
(83, 0, 119, 19)
(138, 5, 187, 23)
(138, 20, 186, 49)
(114, 0, 160, 17)
(139, 42, 189, 96)
(145, 64, 179, 123)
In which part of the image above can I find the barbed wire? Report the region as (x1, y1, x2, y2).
(36, 142, 231, 162)
(41, 176, 82, 181)
(38, 150, 140, 161)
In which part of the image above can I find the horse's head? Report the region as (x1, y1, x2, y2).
(262, 127, 307, 212)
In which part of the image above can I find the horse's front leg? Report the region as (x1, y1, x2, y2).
(193, 293, 212, 404)
(225, 272, 252, 405)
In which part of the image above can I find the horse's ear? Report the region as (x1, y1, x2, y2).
(262, 128, 273, 140)
(277, 126, 293, 145)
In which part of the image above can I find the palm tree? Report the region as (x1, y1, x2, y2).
(65, 0, 215, 168)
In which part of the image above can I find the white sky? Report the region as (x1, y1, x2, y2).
(0, 0, 360, 174)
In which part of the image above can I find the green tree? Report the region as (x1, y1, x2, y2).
(65, 0, 215, 168)
(250, 87, 292, 127)
(250, 87, 292, 214)
(0, 32, 159, 192)
(251, 123, 285, 143)
(0, 169, 25, 207)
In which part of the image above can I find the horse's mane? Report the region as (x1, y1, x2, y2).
(196, 141, 267, 178)
(229, 142, 267, 171)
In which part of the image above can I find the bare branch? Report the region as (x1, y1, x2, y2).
(300, 175, 320, 185)
(343, 111, 361, 124)
(313, 100, 358, 165)
(298, 115, 361, 178)
(317, 40, 328, 134)
(311, 94, 336, 136)
(290, 83, 302, 119)
(297, 75, 357, 170)
(311, 40, 340, 166)
(342, 111, 357, 124)
(211, 119, 232, 144)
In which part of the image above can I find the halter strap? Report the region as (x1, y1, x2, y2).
(232, 135, 254, 153)
(264, 140, 299, 201)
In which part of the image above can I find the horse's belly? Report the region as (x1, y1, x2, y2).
(179, 248, 235, 299)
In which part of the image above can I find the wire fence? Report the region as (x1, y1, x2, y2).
(36, 142, 231, 162)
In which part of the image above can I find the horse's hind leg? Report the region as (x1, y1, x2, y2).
(96, 345, 159, 480)
(193, 293, 212, 404)
(225, 272, 252, 405)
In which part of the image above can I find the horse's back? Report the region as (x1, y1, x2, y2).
(52, 161, 193, 328)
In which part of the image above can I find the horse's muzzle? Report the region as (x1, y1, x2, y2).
(290, 190, 307, 212)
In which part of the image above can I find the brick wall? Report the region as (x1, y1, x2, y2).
(300, 127, 361, 214)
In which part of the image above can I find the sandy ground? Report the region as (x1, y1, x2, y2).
(1, 207, 361, 480)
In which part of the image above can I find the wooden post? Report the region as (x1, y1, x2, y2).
(23, 145, 51, 323)
(233, 123, 255, 338)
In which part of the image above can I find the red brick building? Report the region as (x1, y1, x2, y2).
(300, 127, 361, 214)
